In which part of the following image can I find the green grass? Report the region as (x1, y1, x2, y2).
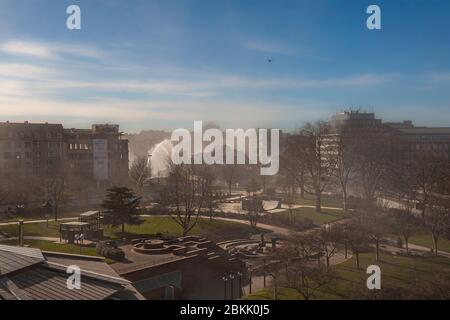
(245, 252, 450, 300)
(408, 232, 450, 253)
(273, 206, 352, 225)
(0, 221, 61, 238)
(291, 194, 344, 208)
(245, 287, 304, 300)
(104, 216, 260, 243)
(1, 216, 261, 243)
(0, 239, 100, 257)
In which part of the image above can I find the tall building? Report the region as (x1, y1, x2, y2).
(0, 121, 129, 187)
(65, 124, 129, 185)
(330, 111, 382, 131)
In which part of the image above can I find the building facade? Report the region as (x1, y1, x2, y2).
(385, 120, 450, 160)
(0, 121, 129, 187)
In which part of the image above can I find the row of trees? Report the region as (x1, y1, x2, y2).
(265, 207, 449, 299)
(281, 121, 397, 212)
(281, 120, 450, 219)
(0, 170, 96, 221)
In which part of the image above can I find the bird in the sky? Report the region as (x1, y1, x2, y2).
(268, 59, 272, 63)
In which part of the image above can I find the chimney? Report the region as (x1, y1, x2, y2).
(18, 220, 24, 246)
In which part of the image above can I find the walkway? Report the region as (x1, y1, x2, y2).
(0, 217, 77, 226)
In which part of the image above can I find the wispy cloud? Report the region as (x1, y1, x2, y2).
(0, 63, 55, 79)
(0, 40, 106, 60)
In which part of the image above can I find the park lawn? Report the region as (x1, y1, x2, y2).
(245, 287, 303, 300)
(0, 221, 61, 238)
(1, 217, 261, 243)
(408, 232, 450, 253)
(104, 216, 261, 243)
(245, 252, 450, 300)
(291, 194, 344, 209)
(0, 239, 100, 257)
(273, 207, 352, 225)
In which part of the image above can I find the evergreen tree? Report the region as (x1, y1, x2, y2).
(102, 186, 142, 235)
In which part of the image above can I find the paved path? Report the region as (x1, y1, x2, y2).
(0, 217, 77, 226)
(384, 238, 450, 259)
(0, 236, 60, 242)
(268, 204, 347, 214)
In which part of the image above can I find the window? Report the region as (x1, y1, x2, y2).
(25, 152, 32, 159)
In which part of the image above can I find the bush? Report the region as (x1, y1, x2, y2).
(96, 240, 124, 260)
(101, 247, 125, 261)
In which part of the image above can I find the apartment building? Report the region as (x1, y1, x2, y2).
(0, 121, 129, 187)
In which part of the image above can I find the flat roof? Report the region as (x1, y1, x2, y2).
(60, 222, 90, 226)
(398, 127, 450, 135)
(80, 210, 100, 217)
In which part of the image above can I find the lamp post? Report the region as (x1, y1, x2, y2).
(222, 275, 228, 300)
(237, 271, 243, 298)
(248, 266, 253, 294)
(263, 260, 267, 288)
(229, 273, 235, 300)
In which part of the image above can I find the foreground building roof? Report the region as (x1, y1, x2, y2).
(0, 245, 144, 300)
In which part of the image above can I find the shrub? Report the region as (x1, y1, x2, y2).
(96, 240, 124, 260)
(102, 247, 125, 260)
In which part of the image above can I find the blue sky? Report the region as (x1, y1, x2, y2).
(0, 0, 449, 132)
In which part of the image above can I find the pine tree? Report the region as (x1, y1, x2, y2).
(102, 186, 142, 235)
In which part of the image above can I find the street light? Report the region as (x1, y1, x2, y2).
(248, 265, 253, 294)
(229, 274, 235, 300)
(222, 275, 228, 300)
(237, 271, 243, 298)
(263, 260, 267, 288)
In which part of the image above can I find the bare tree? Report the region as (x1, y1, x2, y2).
(281, 133, 307, 199)
(45, 175, 68, 221)
(275, 232, 335, 300)
(284, 261, 334, 300)
(341, 221, 369, 269)
(203, 167, 218, 221)
(292, 122, 337, 212)
(244, 175, 262, 230)
(389, 205, 421, 255)
(352, 125, 394, 204)
(313, 225, 340, 272)
(333, 127, 358, 211)
(159, 163, 210, 237)
(426, 198, 450, 256)
(130, 155, 150, 194)
(281, 174, 296, 227)
(411, 155, 445, 220)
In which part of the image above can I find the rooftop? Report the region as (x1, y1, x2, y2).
(0, 245, 143, 300)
